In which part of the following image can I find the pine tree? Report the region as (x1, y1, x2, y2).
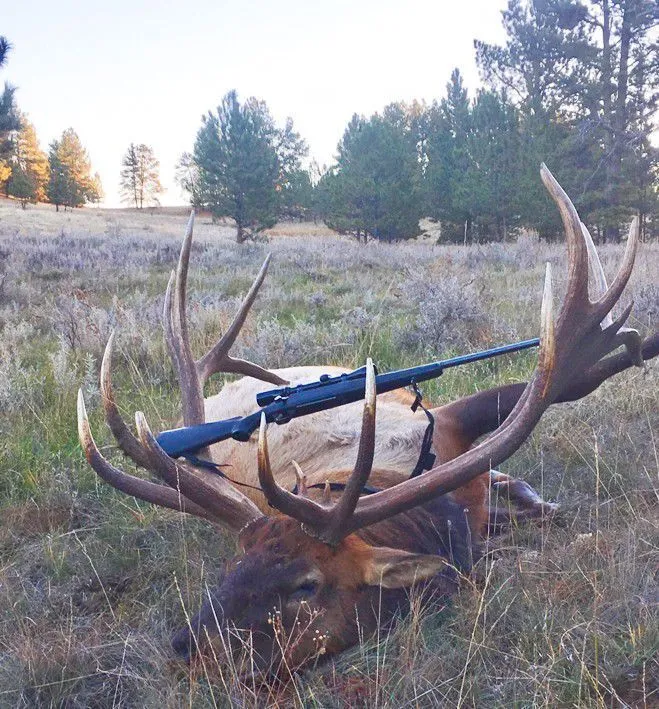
(7, 115, 49, 202)
(278, 168, 314, 221)
(47, 141, 68, 210)
(424, 70, 485, 242)
(322, 104, 424, 241)
(193, 90, 306, 242)
(175, 152, 203, 208)
(47, 129, 100, 209)
(89, 172, 104, 205)
(0, 36, 20, 191)
(475, 0, 659, 240)
(8, 166, 36, 208)
(465, 90, 523, 241)
(119, 143, 163, 208)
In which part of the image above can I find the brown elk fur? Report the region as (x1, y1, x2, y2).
(172, 492, 472, 672)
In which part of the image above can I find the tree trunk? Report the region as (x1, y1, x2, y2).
(236, 222, 246, 243)
(602, 0, 612, 131)
(605, 0, 632, 245)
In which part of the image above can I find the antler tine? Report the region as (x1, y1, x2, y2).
(163, 270, 181, 371)
(196, 255, 288, 387)
(258, 413, 321, 527)
(540, 164, 590, 313)
(581, 219, 643, 366)
(581, 222, 612, 327)
(592, 216, 639, 323)
(164, 212, 287, 428)
(322, 358, 377, 544)
(539, 264, 556, 397)
(258, 360, 379, 545)
(100, 331, 153, 470)
(77, 390, 214, 521)
(292, 461, 308, 497)
(542, 165, 641, 369)
(168, 211, 205, 427)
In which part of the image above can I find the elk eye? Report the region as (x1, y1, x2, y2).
(290, 579, 319, 601)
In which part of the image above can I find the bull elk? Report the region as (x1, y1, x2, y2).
(77, 166, 658, 678)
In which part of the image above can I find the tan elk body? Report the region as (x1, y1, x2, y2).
(78, 166, 659, 678)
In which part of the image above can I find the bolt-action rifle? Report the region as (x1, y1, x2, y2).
(156, 337, 540, 459)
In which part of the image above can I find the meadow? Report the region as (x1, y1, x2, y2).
(0, 198, 657, 707)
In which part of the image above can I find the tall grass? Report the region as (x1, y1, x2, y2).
(0, 199, 657, 706)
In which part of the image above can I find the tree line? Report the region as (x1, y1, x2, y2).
(2, 1, 657, 241)
(0, 40, 162, 211)
(0, 41, 102, 209)
(177, 0, 658, 243)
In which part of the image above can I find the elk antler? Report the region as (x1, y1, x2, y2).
(77, 212, 276, 531)
(258, 359, 378, 545)
(256, 165, 650, 542)
(164, 212, 287, 432)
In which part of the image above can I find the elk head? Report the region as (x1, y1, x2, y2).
(77, 165, 658, 677)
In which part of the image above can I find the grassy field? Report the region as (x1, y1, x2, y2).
(0, 198, 657, 707)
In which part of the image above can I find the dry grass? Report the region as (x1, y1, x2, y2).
(0, 200, 657, 707)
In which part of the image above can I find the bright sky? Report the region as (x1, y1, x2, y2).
(4, 0, 508, 206)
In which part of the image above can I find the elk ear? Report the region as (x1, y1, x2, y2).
(362, 547, 446, 589)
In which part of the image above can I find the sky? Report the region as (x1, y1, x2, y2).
(3, 0, 508, 206)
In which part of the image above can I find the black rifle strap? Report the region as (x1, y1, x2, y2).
(409, 382, 436, 478)
(182, 454, 265, 493)
(292, 480, 381, 496)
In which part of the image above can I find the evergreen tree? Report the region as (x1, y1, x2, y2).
(275, 117, 310, 220)
(475, 0, 659, 240)
(322, 104, 424, 241)
(7, 115, 49, 202)
(46, 141, 68, 210)
(193, 90, 306, 242)
(0, 36, 20, 191)
(0, 36, 10, 67)
(47, 129, 100, 209)
(425, 70, 475, 241)
(175, 151, 203, 208)
(89, 171, 104, 205)
(423, 72, 525, 243)
(475, 0, 593, 120)
(278, 168, 314, 221)
(8, 166, 35, 208)
(119, 143, 163, 208)
(472, 91, 524, 240)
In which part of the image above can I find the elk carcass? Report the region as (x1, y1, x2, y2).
(77, 166, 658, 678)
